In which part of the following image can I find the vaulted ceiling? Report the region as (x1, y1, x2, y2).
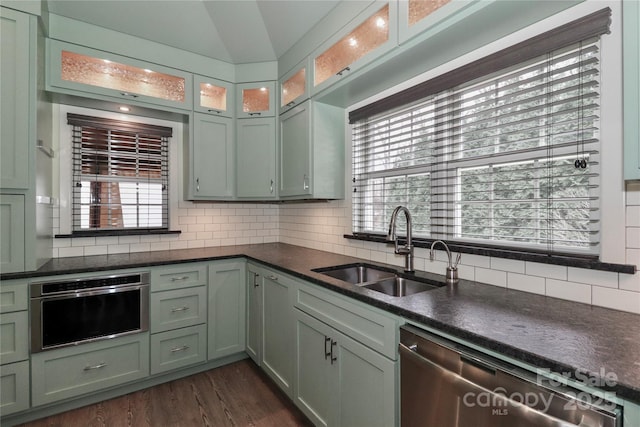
(45, 0, 343, 64)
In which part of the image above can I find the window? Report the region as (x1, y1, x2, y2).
(350, 9, 611, 256)
(68, 113, 171, 233)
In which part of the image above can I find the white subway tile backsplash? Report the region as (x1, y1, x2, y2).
(592, 286, 640, 314)
(545, 279, 592, 304)
(107, 244, 129, 254)
(118, 235, 140, 244)
(525, 262, 567, 280)
(57, 246, 84, 257)
(507, 273, 545, 295)
(83, 245, 108, 256)
(619, 272, 640, 292)
(627, 206, 640, 227)
(475, 267, 507, 288)
(130, 243, 151, 253)
(568, 268, 619, 289)
(71, 237, 95, 247)
(491, 258, 525, 273)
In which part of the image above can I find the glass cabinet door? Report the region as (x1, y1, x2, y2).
(398, 0, 473, 44)
(194, 75, 234, 117)
(236, 81, 276, 118)
(313, 2, 394, 92)
(47, 40, 193, 110)
(280, 59, 310, 114)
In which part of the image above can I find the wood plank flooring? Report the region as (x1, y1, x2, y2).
(20, 360, 312, 427)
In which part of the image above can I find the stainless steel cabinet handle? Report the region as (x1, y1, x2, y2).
(196, 178, 200, 192)
(83, 362, 107, 371)
(120, 92, 139, 98)
(267, 275, 278, 281)
(171, 306, 190, 313)
(330, 340, 337, 364)
(253, 273, 260, 287)
(324, 336, 331, 360)
(336, 66, 351, 76)
(170, 345, 190, 353)
(248, 112, 262, 116)
(270, 179, 274, 194)
(171, 276, 190, 281)
(303, 175, 309, 191)
(286, 101, 295, 107)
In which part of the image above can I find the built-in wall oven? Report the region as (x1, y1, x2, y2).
(30, 272, 150, 353)
(400, 325, 622, 427)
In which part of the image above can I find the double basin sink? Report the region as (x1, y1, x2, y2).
(312, 263, 444, 297)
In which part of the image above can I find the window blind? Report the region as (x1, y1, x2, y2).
(352, 37, 602, 255)
(68, 113, 171, 233)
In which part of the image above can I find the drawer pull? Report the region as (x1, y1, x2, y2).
(268, 275, 278, 281)
(170, 345, 190, 353)
(83, 362, 107, 371)
(171, 276, 190, 281)
(171, 306, 190, 313)
(120, 92, 139, 98)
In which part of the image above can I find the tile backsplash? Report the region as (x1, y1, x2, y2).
(52, 184, 640, 314)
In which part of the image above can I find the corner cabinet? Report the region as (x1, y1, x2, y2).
(279, 100, 345, 200)
(186, 112, 235, 200)
(236, 117, 277, 199)
(46, 39, 193, 112)
(193, 75, 234, 117)
(311, 1, 398, 95)
(208, 260, 246, 360)
(624, 0, 640, 180)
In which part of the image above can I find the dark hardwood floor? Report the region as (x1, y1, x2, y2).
(20, 360, 312, 427)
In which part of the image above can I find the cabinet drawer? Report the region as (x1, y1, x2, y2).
(0, 311, 28, 364)
(151, 286, 207, 333)
(296, 282, 398, 360)
(151, 264, 207, 291)
(0, 279, 28, 313)
(0, 360, 30, 416)
(150, 324, 207, 375)
(31, 333, 149, 406)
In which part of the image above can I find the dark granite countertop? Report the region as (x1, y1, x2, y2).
(3, 242, 640, 404)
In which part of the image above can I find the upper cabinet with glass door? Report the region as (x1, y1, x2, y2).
(398, 0, 480, 44)
(47, 39, 193, 111)
(311, 1, 397, 95)
(193, 75, 234, 118)
(236, 81, 276, 118)
(280, 58, 310, 114)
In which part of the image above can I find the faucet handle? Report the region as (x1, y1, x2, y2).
(454, 252, 461, 268)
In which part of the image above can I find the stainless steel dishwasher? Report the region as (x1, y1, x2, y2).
(400, 325, 621, 427)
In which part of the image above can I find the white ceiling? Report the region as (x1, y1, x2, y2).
(45, 0, 342, 64)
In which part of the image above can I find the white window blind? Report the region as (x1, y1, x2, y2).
(68, 113, 170, 233)
(352, 37, 602, 255)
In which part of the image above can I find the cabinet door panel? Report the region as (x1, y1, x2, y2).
(0, 195, 25, 273)
(194, 75, 234, 117)
(151, 286, 207, 333)
(0, 360, 30, 416)
(0, 311, 28, 365)
(150, 324, 206, 375)
(280, 103, 311, 197)
(624, 0, 640, 179)
(262, 272, 294, 396)
(190, 113, 234, 199)
(236, 118, 276, 199)
(294, 309, 332, 427)
(0, 8, 31, 190)
(245, 266, 262, 365)
(208, 260, 246, 360)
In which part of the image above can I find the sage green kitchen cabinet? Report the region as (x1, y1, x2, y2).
(1, 7, 30, 191)
(236, 117, 277, 199)
(186, 112, 235, 200)
(208, 260, 246, 360)
(46, 39, 193, 112)
(193, 74, 234, 118)
(0, 195, 25, 273)
(624, 0, 640, 180)
(150, 286, 207, 333)
(294, 309, 396, 427)
(398, 0, 477, 44)
(280, 58, 310, 114)
(311, 1, 398, 96)
(150, 324, 207, 375)
(0, 360, 30, 416)
(245, 263, 295, 397)
(279, 100, 345, 200)
(31, 333, 150, 406)
(236, 81, 276, 118)
(246, 264, 262, 365)
(0, 311, 28, 365)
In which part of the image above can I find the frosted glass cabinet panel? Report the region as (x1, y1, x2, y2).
(47, 39, 193, 111)
(237, 81, 276, 118)
(407, 0, 452, 26)
(194, 75, 234, 117)
(280, 59, 310, 113)
(314, 3, 391, 88)
(398, 0, 475, 44)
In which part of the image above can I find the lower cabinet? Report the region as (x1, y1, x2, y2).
(245, 263, 295, 398)
(208, 260, 246, 360)
(1, 360, 30, 416)
(31, 333, 150, 406)
(150, 324, 207, 375)
(294, 309, 397, 427)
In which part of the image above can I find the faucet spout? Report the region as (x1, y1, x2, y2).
(429, 240, 460, 284)
(387, 206, 414, 273)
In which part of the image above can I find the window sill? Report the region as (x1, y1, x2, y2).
(56, 229, 181, 238)
(345, 234, 637, 275)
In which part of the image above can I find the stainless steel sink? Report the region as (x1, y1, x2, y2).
(313, 263, 443, 297)
(313, 264, 395, 284)
(363, 277, 440, 297)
